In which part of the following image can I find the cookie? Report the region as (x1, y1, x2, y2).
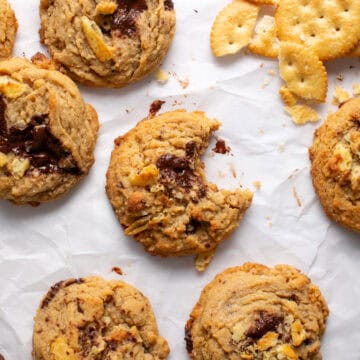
(0, 0, 18, 59)
(186, 263, 329, 360)
(0, 56, 98, 205)
(33, 276, 169, 359)
(309, 97, 360, 232)
(106, 110, 253, 261)
(39, 0, 176, 87)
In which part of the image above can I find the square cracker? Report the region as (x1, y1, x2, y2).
(211, 0, 259, 57)
(276, 0, 360, 61)
(279, 41, 328, 102)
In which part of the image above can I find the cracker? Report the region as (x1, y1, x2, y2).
(279, 86, 298, 106)
(279, 41, 328, 102)
(211, 0, 259, 57)
(276, 0, 360, 61)
(348, 42, 360, 57)
(332, 86, 350, 105)
(285, 105, 320, 125)
(248, 15, 279, 58)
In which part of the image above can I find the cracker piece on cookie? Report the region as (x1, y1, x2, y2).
(279, 41, 328, 102)
(248, 15, 279, 58)
(106, 110, 253, 264)
(276, 0, 360, 61)
(186, 263, 329, 360)
(211, 0, 259, 57)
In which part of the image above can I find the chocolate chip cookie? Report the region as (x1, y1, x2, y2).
(186, 263, 329, 360)
(106, 110, 253, 267)
(309, 97, 360, 232)
(33, 276, 169, 359)
(0, 56, 98, 205)
(39, 0, 176, 87)
(0, 0, 18, 59)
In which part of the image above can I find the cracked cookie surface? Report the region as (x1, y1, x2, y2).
(310, 97, 360, 232)
(33, 276, 169, 360)
(186, 263, 329, 360)
(39, 0, 176, 87)
(106, 110, 253, 261)
(0, 57, 98, 205)
(0, 0, 17, 60)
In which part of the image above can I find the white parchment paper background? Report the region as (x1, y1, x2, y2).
(0, 1, 360, 359)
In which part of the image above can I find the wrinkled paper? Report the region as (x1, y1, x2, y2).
(0, 1, 360, 359)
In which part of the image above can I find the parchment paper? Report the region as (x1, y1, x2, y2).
(1, 1, 360, 359)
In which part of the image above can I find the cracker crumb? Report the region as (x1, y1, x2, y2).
(278, 143, 285, 152)
(112, 266, 124, 275)
(253, 181, 262, 190)
(353, 83, 360, 96)
(195, 250, 216, 272)
(155, 69, 169, 84)
(293, 187, 302, 207)
(262, 77, 271, 88)
(332, 86, 350, 105)
(268, 69, 276, 76)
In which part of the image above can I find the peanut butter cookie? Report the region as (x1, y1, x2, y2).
(106, 110, 253, 266)
(0, 57, 98, 205)
(0, 0, 17, 60)
(186, 263, 329, 360)
(39, 0, 176, 87)
(310, 97, 360, 232)
(33, 276, 169, 359)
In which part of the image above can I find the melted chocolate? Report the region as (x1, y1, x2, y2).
(0, 110, 80, 175)
(185, 218, 201, 235)
(149, 100, 165, 117)
(79, 323, 100, 356)
(185, 327, 193, 353)
(112, 0, 148, 37)
(246, 312, 283, 340)
(164, 0, 174, 10)
(213, 139, 230, 154)
(41, 278, 84, 308)
(185, 141, 196, 158)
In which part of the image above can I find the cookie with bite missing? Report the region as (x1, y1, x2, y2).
(39, 0, 176, 87)
(185, 263, 329, 360)
(0, 56, 98, 205)
(106, 110, 253, 267)
(33, 276, 169, 359)
(0, 0, 18, 60)
(309, 97, 360, 232)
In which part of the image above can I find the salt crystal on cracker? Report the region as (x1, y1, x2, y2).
(285, 105, 320, 125)
(248, 15, 279, 58)
(279, 41, 327, 102)
(210, 0, 259, 57)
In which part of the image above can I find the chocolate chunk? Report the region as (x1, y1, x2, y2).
(185, 141, 196, 158)
(0, 113, 80, 175)
(213, 139, 230, 154)
(164, 0, 174, 10)
(185, 218, 201, 234)
(246, 312, 283, 340)
(112, 0, 148, 37)
(149, 100, 165, 117)
(185, 326, 193, 353)
(0, 96, 7, 136)
(41, 278, 84, 308)
(79, 322, 100, 356)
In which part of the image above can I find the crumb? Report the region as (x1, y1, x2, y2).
(195, 250, 215, 272)
(218, 170, 226, 178)
(193, 9, 198, 13)
(278, 143, 285, 152)
(112, 266, 124, 275)
(260, 63, 265, 68)
(149, 100, 165, 117)
(154, 69, 169, 84)
(213, 139, 230, 154)
(268, 221, 273, 228)
(178, 77, 190, 89)
(259, 128, 265, 135)
(228, 163, 237, 178)
(262, 77, 271, 89)
(332, 86, 350, 105)
(293, 187, 302, 207)
(265, 216, 271, 220)
(336, 73, 344, 81)
(253, 181, 262, 190)
(125, 109, 130, 114)
(268, 69, 276, 76)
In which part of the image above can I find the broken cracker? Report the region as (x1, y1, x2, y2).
(81, 16, 113, 62)
(279, 41, 328, 102)
(279, 86, 298, 106)
(276, 0, 360, 61)
(332, 86, 350, 105)
(285, 104, 320, 125)
(210, 0, 259, 57)
(248, 15, 279, 58)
